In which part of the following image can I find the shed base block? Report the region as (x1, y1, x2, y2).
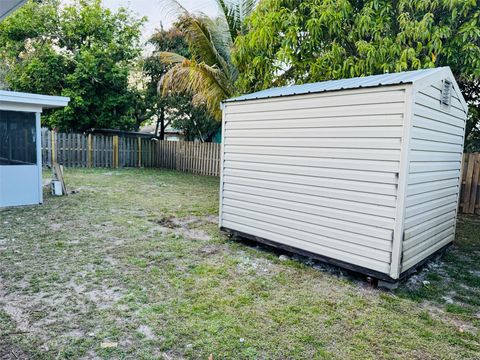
(377, 280, 399, 290)
(221, 227, 453, 286)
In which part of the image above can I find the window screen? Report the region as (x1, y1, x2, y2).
(0, 110, 37, 165)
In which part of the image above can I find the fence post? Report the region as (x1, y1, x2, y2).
(88, 134, 93, 168)
(51, 129, 57, 165)
(463, 153, 475, 213)
(176, 142, 181, 171)
(113, 135, 119, 169)
(137, 137, 142, 167)
(468, 154, 480, 214)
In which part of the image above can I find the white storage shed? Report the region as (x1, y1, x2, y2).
(219, 67, 467, 282)
(0, 91, 69, 207)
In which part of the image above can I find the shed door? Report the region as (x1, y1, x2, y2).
(0, 110, 40, 207)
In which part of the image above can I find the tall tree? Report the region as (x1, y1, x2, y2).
(158, 0, 257, 120)
(233, 0, 480, 149)
(144, 25, 216, 140)
(0, 0, 145, 132)
(145, 26, 187, 140)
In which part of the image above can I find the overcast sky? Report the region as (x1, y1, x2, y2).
(100, 0, 219, 42)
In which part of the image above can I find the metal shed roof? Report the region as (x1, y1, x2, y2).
(224, 67, 446, 103)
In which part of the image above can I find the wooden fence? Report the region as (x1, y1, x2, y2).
(460, 153, 480, 215)
(41, 129, 221, 176)
(40, 130, 480, 214)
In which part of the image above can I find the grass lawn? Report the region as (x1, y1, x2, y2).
(0, 168, 479, 359)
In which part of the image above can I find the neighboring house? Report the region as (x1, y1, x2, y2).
(204, 127, 222, 144)
(86, 128, 156, 140)
(141, 122, 222, 143)
(140, 123, 185, 142)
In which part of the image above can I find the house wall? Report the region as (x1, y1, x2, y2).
(0, 165, 41, 207)
(220, 86, 408, 275)
(402, 80, 467, 271)
(0, 106, 42, 207)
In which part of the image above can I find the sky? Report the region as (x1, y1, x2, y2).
(100, 0, 219, 42)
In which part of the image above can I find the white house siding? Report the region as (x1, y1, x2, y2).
(402, 81, 467, 271)
(220, 86, 408, 274)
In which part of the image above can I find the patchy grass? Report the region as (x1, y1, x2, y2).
(397, 216, 480, 321)
(0, 168, 478, 359)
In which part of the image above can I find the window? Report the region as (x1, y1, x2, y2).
(0, 110, 37, 165)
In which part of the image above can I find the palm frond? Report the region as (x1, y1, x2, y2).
(237, 0, 257, 22)
(177, 15, 222, 66)
(156, 0, 258, 120)
(177, 14, 234, 85)
(159, 59, 233, 120)
(214, 0, 257, 38)
(157, 51, 186, 65)
(160, 0, 232, 53)
(215, 0, 238, 40)
(158, 0, 189, 22)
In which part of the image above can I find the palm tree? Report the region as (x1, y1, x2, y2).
(158, 0, 256, 121)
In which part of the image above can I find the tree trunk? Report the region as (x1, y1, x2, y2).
(158, 106, 165, 140)
(159, 123, 165, 140)
(154, 116, 160, 138)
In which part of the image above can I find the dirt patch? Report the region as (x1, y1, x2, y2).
(137, 325, 156, 340)
(170, 215, 217, 227)
(420, 302, 479, 336)
(75, 185, 98, 192)
(84, 287, 123, 310)
(0, 342, 31, 360)
(180, 229, 211, 241)
(0, 272, 123, 346)
(80, 350, 103, 360)
(2, 304, 30, 334)
(149, 215, 215, 241)
(234, 240, 352, 280)
(199, 243, 227, 255)
(155, 217, 176, 228)
(161, 350, 187, 360)
(50, 223, 62, 231)
(156, 215, 216, 228)
(0, 287, 89, 340)
(403, 258, 448, 291)
(235, 253, 277, 276)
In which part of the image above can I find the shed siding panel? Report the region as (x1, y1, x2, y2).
(221, 87, 407, 274)
(224, 168, 398, 196)
(225, 89, 406, 114)
(402, 83, 467, 271)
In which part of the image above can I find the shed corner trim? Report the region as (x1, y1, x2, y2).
(390, 84, 414, 279)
